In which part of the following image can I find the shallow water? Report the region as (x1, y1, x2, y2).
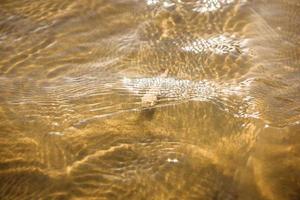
(0, 0, 300, 199)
